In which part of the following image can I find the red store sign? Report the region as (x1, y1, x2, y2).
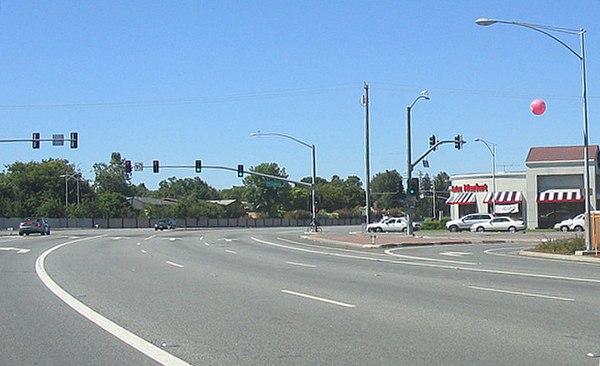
(451, 183, 489, 193)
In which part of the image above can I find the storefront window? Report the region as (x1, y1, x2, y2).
(537, 203, 583, 229)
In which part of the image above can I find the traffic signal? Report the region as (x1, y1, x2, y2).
(125, 160, 132, 173)
(195, 160, 202, 173)
(237, 164, 244, 177)
(32, 132, 40, 149)
(429, 135, 437, 150)
(70, 132, 78, 149)
(407, 177, 419, 196)
(454, 134, 463, 150)
(153, 160, 159, 173)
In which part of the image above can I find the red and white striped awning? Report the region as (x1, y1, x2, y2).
(446, 192, 476, 205)
(536, 189, 584, 203)
(483, 191, 523, 204)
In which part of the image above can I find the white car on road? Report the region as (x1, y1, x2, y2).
(367, 217, 420, 232)
(470, 217, 526, 233)
(553, 213, 584, 232)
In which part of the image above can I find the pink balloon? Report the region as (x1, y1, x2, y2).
(530, 99, 546, 115)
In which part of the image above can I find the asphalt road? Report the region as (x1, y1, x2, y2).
(2, 227, 600, 365)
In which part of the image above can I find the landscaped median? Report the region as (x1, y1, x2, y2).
(520, 236, 600, 263)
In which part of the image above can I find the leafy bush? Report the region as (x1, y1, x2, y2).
(532, 236, 585, 255)
(420, 220, 445, 230)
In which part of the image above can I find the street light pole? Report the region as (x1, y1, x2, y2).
(474, 138, 497, 214)
(250, 131, 318, 232)
(60, 172, 81, 212)
(476, 18, 592, 251)
(406, 91, 430, 236)
(362, 82, 372, 225)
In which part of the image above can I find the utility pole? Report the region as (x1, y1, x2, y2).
(362, 82, 372, 225)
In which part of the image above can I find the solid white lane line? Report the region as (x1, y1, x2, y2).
(36, 236, 192, 366)
(281, 290, 356, 308)
(166, 261, 184, 268)
(468, 286, 575, 302)
(385, 250, 478, 265)
(285, 261, 317, 268)
(225, 250, 237, 254)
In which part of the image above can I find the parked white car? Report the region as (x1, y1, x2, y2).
(470, 217, 526, 232)
(553, 213, 584, 232)
(445, 213, 494, 232)
(367, 217, 420, 232)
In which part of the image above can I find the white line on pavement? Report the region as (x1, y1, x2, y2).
(385, 249, 478, 265)
(35, 236, 192, 366)
(166, 261, 184, 268)
(281, 290, 356, 308)
(250, 237, 600, 284)
(468, 285, 575, 302)
(140, 249, 147, 254)
(285, 261, 317, 268)
(225, 250, 237, 254)
(0, 247, 30, 254)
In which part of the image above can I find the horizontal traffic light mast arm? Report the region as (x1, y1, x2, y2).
(205, 165, 313, 188)
(411, 139, 465, 170)
(140, 164, 313, 188)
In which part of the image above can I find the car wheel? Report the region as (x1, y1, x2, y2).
(508, 226, 517, 233)
(560, 226, 569, 232)
(18, 232, 24, 236)
(374, 227, 383, 233)
(401, 227, 407, 232)
(448, 225, 459, 232)
(574, 226, 584, 232)
(476, 226, 485, 232)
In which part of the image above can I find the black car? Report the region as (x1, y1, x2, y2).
(19, 217, 50, 236)
(155, 218, 176, 231)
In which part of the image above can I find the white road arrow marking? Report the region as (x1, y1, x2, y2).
(440, 251, 473, 258)
(0, 247, 31, 254)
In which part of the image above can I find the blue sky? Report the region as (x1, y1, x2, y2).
(1, 1, 599, 189)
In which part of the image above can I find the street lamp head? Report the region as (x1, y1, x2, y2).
(474, 137, 481, 142)
(475, 18, 498, 26)
(420, 90, 430, 100)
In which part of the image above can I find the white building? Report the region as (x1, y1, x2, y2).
(448, 145, 598, 229)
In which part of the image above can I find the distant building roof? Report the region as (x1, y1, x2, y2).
(207, 199, 239, 207)
(526, 145, 599, 163)
(127, 196, 178, 210)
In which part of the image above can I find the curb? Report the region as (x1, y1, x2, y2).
(519, 249, 600, 263)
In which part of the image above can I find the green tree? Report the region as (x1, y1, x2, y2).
(2, 159, 94, 218)
(371, 170, 404, 213)
(93, 152, 132, 196)
(242, 163, 291, 217)
(96, 192, 133, 218)
(156, 176, 220, 200)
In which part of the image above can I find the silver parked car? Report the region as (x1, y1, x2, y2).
(553, 213, 584, 232)
(470, 217, 526, 233)
(445, 213, 494, 232)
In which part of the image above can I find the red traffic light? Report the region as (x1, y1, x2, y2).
(153, 160, 159, 173)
